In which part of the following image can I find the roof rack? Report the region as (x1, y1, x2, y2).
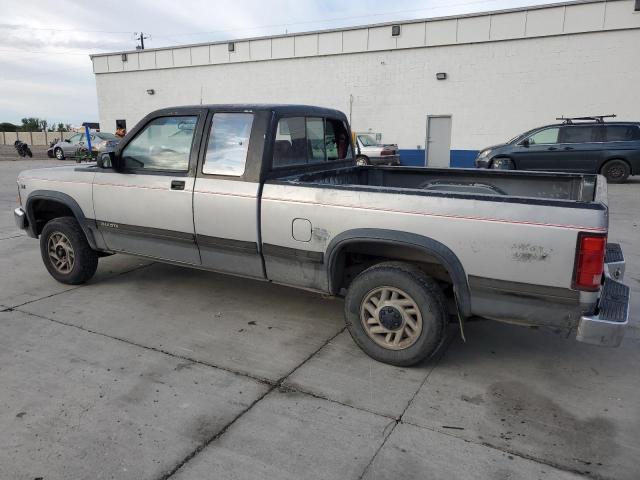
(556, 114, 617, 124)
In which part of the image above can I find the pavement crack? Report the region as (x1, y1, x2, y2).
(15, 308, 275, 387)
(8, 262, 154, 310)
(159, 326, 348, 479)
(357, 326, 456, 480)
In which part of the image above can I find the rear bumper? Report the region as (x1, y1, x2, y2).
(370, 155, 400, 165)
(576, 243, 629, 347)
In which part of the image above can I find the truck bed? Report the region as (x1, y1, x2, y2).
(273, 166, 602, 204)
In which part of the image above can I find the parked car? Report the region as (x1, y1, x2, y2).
(14, 105, 629, 366)
(49, 132, 120, 160)
(355, 133, 400, 166)
(475, 116, 640, 183)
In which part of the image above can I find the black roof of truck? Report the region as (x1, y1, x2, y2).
(151, 104, 348, 119)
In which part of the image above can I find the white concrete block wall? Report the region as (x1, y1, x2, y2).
(94, 27, 640, 156)
(91, 1, 640, 165)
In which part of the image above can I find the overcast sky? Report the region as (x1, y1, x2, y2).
(0, 0, 559, 126)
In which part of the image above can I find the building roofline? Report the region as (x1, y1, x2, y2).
(90, 0, 612, 58)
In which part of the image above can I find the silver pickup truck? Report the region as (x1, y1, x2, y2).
(14, 104, 630, 366)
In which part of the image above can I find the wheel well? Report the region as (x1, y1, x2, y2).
(490, 155, 514, 167)
(599, 158, 631, 174)
(29, 199, 75, 235)
(331, 241, 456, 306)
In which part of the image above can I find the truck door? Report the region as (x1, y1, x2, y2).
(92, 111, 205, 264)
(192, 111, 266, 279)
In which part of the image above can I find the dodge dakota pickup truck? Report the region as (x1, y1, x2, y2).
(14, 104, 630, 366)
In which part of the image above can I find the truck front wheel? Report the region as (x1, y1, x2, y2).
(40, 217, 98, 285)
(344, 262, 447, 366)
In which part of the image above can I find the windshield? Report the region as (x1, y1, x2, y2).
(508, 127, 543, 144)
(358, 134, 378, 147)
(96, 132, 118, 140)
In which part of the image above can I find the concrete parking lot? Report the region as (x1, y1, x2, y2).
(1, 159, 638, 480)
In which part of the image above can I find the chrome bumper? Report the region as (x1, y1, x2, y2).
(576, 243, 629, 347)
(14, 207, 27, 230)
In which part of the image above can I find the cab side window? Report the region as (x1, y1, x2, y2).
(528, 128, 559, 145)
(121, 116, 197, 171)
(273, 116, 352, 167)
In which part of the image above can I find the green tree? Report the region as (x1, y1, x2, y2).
(39, 119, 48, 132)
(20, 117, 41, 131)
(0, 122, 19, 132)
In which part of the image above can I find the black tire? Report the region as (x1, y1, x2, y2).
(490, 157, 515, 170)
(40, 217, 98, 284)
(355, 156, 369, 166)
(344, 262, 448, 366)
(601, 159, 630, 183)
(55, 147, 65, 160)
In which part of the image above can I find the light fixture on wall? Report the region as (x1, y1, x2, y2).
(121, 53, 128, 62)
(635, 0, 640, 11)
(146, 89, 155, 95)
(436, 72, 447, 80)
(391, 25, 401, 36)
(228, 42, 235, 52)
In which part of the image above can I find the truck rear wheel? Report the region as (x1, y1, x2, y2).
(40, 217, 98, 285)
(344, 262, 447, 366)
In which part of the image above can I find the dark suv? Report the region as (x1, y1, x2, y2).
(475, 117, 640, 183)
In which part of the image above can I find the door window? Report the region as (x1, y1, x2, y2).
(527, 128, 559, 145)
(559, 126, 596, 144)
(121, 116, 197, 171)
(68, 134, 82, 144)
(605, 125, 640, 142)
(203, 113, 254, 176)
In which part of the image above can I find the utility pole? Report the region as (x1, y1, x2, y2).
(134, 32, 150, 50)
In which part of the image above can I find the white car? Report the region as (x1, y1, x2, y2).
(49, 132, 120, 160)
(355, 133, 400, 166)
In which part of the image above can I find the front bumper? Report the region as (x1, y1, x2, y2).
(14, 207, 27, 230)
(576, 243, 629, 347)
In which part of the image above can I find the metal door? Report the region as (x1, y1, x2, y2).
(426, 115, 452, 168)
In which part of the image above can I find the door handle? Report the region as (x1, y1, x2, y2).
(563, 147, 574, 151)
(547, 147, 557, 151)
(171, 180, 185, 190)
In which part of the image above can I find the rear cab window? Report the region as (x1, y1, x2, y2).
(273, 116, 352, 168)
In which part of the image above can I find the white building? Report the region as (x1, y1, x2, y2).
(91, 0, 640, 167)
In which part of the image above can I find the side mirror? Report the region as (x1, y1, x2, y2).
(64, 139, 71, 143)
(97, 152, 114, 168)
(521, 138, 530, 147)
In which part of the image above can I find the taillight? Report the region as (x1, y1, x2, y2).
(573, 233, 606, 291)
(381, 149, 395, 156)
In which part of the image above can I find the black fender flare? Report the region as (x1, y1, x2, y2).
(326, 228, 471, 318)
(26, 190, 98, 249)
